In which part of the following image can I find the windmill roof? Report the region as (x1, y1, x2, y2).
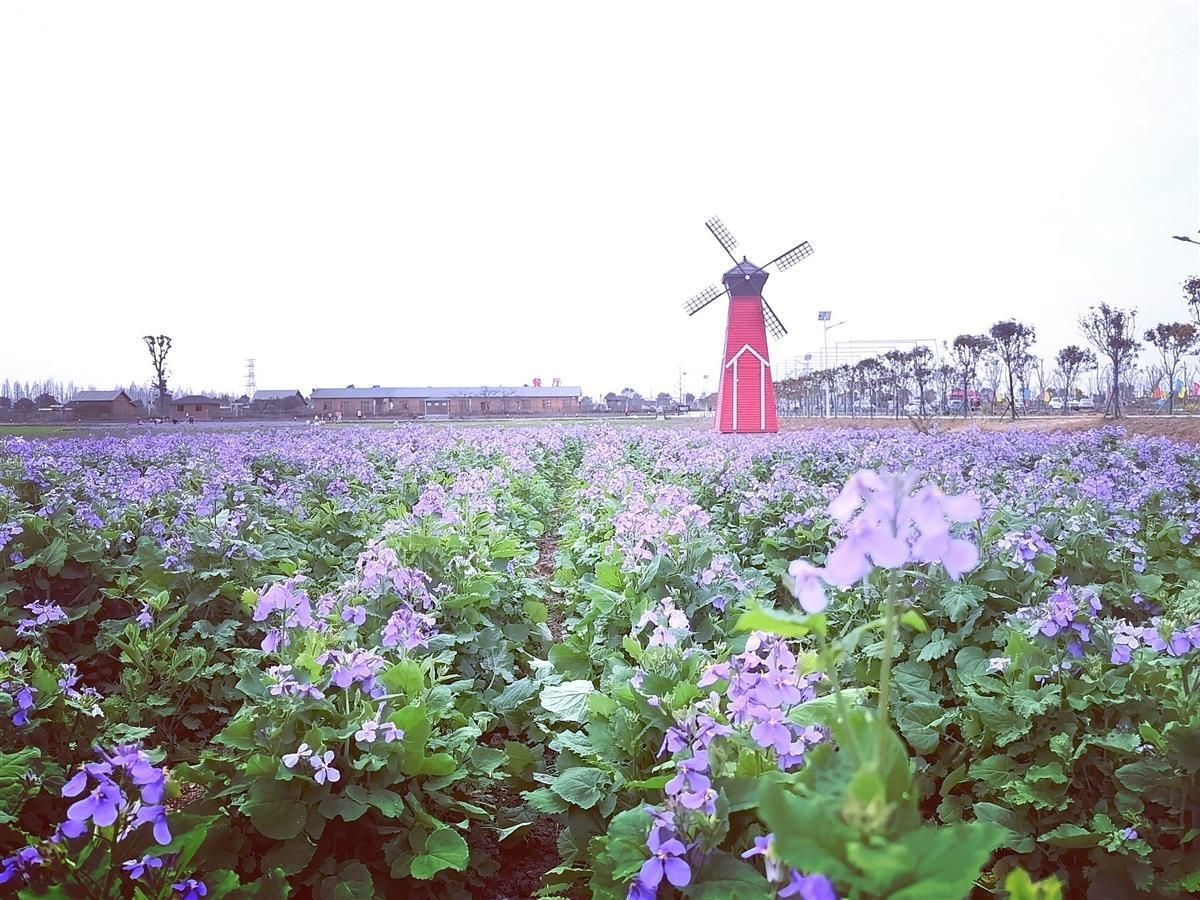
(72, 390, 130, 403)
(724, 258, 765, 277)
(311, 385, 582, 400)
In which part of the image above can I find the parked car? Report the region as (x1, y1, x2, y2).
(1069, 397, 1096, 412)
(1048, 397, 1065, 411)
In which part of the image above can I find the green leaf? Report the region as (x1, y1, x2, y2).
(915, 635, 955, 662)
(621, 636, 643, 662)
(261, 835, 318, 875)
(523, 599, 549, 624)
(894, 701, 944, 755)
(318, 795, 369, 823)
(683, 851, 774, 898)
(344, 785, 406, 817)
(969, 755, 1013, 788)
(492, 678, 538, 714)
(503, 741, 536, 775)
(1115, 758, 1176, 793)
(410, 828, 470, 880)
(539, 680, 595, 723)
(1004, 868, 1063, 900)
(939, 583, 985, 623)
(900, 609, 928, 633)
(886, 821, 1006, 900)
(736, 605, 822, 639)
(551, 767, 606, 809)
(243, 780, 306, 840)
(380, 661, 424, 697)
(972, 802, 1035, 853)
(760, 788, 855, 884)
(1026, 763, 1068, 785)
(952, 646, 993, 687)
(524, 787, 570, 814)
(787, 689, 869, 728)
(1038, 823, 1100, 849)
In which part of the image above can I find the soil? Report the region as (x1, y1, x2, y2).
(536, 530, 565, 643)
(166, 781, 207, 813)
(471, 810, 567, 900)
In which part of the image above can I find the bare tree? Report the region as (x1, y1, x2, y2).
(908, 346, 934, 415)
(1080, 304, 1139, 418)
(1055, 346, 1095, 411)
(951, 334, 993, 418)
(1184, 276, 1200, 326)
(1143, 322, 1199, 413)
(989, 320, 1037, 420)
(143, 335, 172, 417)
(1030, 355, 1049, 412)
(936, 363, 954, 415)
(883, 349, 909, 418)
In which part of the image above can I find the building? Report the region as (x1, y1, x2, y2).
(309, 385, 582, 419)
(171, 395, 223, 421)
(251, 390, 308, 416)
(69, 390, 141, 420)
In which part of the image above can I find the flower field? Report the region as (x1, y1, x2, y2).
(1, 424, 1199, 899)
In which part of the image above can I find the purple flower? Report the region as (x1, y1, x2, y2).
(381, 604, 438, 650)
(282, 743, 313, 768)
(787, 561, 828, 613)
(12, 686, 36, 727)
(319, 647, 386, 693)
(310, 750, 340, 785)
(64, 777, 125, 830)
(742, 834, 782, 881)
(133, 804, 172, 845)
(664, 753, 711, 809)
(792, 469, 981, 595)
(123, 855, 165, 879)
(634, 829, 691, 892)
(0, 847, 42, 886)
(173, 878, 208, 900)
(750, 708, 794, 755)
(16, 600, 68, 636)
(779, 871, 838, 899)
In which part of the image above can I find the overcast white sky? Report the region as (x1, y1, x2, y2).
(1, 1, 1197, 400)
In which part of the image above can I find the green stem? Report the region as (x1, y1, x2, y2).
(876, 569, 899, 762)
(819, 631, 860, 765)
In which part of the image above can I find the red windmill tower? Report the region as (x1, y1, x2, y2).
(683, 216, 814, 433)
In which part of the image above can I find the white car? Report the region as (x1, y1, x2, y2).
(1070, 397, 1096, 412)
(1048, 397, 1065, 411)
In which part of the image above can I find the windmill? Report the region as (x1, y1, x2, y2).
(684, 216, 814, 433)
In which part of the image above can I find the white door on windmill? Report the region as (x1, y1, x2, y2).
(725, 344, 770, 431)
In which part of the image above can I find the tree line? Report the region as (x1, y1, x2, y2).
(777, 278, 1200, 419)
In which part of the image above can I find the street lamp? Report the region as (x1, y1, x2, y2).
(817, 312, 847, 415)
(1172, 233, 1200, 246)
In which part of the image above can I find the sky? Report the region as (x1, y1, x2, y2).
(1, 1, 1197, 401)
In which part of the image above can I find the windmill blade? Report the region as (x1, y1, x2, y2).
(684, 284, 728, 316)
(761, 297, 788, 339)
(767, 240, 815, 271)
(705, 216, 739, 263)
